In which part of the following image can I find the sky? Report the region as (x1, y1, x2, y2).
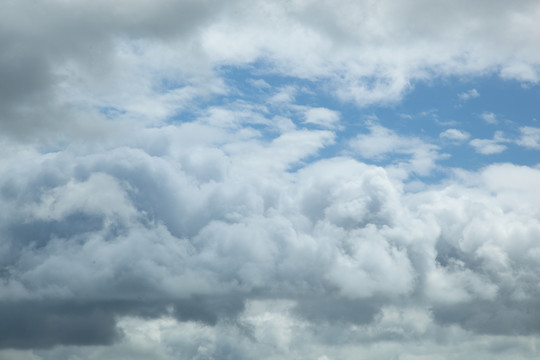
(1, 1, 540, 359)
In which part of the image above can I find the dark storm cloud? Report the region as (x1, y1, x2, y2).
(0, 299, 217, 349)
(432, 298, 540, 335)
(293, 296, 382, 325)
(0, 301, 121, 349)
(173, 295, 246, 325)
(8, 212, 105, 250)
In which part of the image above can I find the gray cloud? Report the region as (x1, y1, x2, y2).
(2, 1, 540, 358)
(3, 0, 540, 143)
(2, 118, 540, 353)
(0, 301, 121, 349)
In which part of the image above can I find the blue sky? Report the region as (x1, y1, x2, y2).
(178, 66, 540, 179)
(1, 1, 540, 360)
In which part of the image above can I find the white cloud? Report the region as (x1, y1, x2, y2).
(349, 122, 440, 176)
(440, 128, 470, 141)
(303, 107, 341, 129)
(2, 0, 540, 144)
(469, 139, 506, 154)
(2, 124, 540, 357)
(516, 126, 540, 149)
(2, 1, 540, 358)
(479, 112, 498, 124)
(500, 62, 540, 83)
(458, 89, 479, 101)
(247, 78, 271, 89)
(268, 86, 297, 104)
(469, 131, 508, 155)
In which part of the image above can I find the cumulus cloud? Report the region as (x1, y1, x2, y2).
(2, 1, 540, 359)
(3, 134, 540, 358)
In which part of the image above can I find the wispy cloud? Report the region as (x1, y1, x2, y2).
(349, 122, 440, 176)
(479, 112, 498, 124)
(440, 128, 470, 141)
(516, 126, 540, 149)
(458, 88, 480, 101)
(470, 131, 508, 154)
(303, 107, 341, 129)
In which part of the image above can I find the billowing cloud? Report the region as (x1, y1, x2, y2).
(1, 1, 540, 359)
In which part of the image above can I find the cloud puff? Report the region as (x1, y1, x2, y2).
(349, 122, 440, 176)
(516, 126, 540, 149)
(469, 131, 508, 154)
(479, 112, 498, 124)
(469, 139, 507, 154)
(458, 89, 480, 101)
(303, 107, 341, 129)
(440, 128, 470, 141)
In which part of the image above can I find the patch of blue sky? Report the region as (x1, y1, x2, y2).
(98, 106, 127, 120)
(167, 63, 540, 177)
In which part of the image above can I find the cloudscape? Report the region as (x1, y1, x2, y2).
(1, 1, 540, 359)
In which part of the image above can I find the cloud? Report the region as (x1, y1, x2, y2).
(469, 131, 508, 154)
(349, 122, 440, 176)
(303, 107, 341, 129)
(2, 129, 540, 356)
(516, 126, 540, 149)
(1, 1, 540, 359)
(479, 112, 498, 124)
(440, 128, 470, 141)
(458, 89, 480, 101)
(2, 0, 540, 145)
(469, 139, 507, 154)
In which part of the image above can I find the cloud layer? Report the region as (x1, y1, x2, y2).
(1, 1, 540, 359)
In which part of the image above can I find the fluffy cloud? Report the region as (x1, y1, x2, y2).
(469, 138, 507, 154)
(349, 122, 441, 177)
(516, 126, 540, 149)
(303, 107, 341, 129)
(440, 128, 470, 141)
(3, 0, 540, 143)
(470, 131, 508, 154)
(2, 1, 540, 359)
(2, 115, 540, 357)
